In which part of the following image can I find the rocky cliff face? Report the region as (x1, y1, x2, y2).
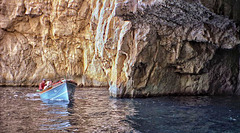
(109, 0, 240, 97)
(0, 0, 99, 86)
(201, 0, 240, 22)
(0, 0, 239, 97)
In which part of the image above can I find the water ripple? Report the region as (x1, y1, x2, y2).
(1, 87, 240, 132)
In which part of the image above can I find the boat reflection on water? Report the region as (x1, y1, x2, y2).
(39, 99, 76, 131)
(41, 99, 73, 106)
(37, 88, 137, 132)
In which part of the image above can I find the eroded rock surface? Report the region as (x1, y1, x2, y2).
(109, 0, 240, 97)
(0, 0, 240, 97)
(0, 0, 102, 86)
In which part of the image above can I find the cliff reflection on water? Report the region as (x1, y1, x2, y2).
(1, 87, 240, 132)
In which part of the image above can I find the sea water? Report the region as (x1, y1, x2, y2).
(1, 87, 240, 132)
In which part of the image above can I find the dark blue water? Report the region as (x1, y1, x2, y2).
(126, 96, 240, 133)
(1, 87, 240, 133)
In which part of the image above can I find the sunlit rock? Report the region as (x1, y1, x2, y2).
(0, 0, 239, 97)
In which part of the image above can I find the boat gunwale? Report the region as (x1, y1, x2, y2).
(40, 82, 65, 94)
(40, 81, 77, 94)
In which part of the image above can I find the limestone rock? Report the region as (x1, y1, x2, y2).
(0, 0, 107, 86)
(109, 0, 240, 97)
(0, 0, 240, 97)
(200, 0, 240, 22)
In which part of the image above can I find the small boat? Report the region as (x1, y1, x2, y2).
(39, 79, 77, 102)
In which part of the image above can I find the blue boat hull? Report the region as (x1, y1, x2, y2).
(40, 80, 76, 102)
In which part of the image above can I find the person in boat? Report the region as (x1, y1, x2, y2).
(39, 79, 46, 91)
(46, 80, 53, 87)
(43, 80, 53, 90)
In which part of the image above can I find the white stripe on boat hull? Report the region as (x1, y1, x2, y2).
(50, 91, 68, 100)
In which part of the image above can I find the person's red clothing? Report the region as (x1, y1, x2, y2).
(39, 81, 45, 91)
